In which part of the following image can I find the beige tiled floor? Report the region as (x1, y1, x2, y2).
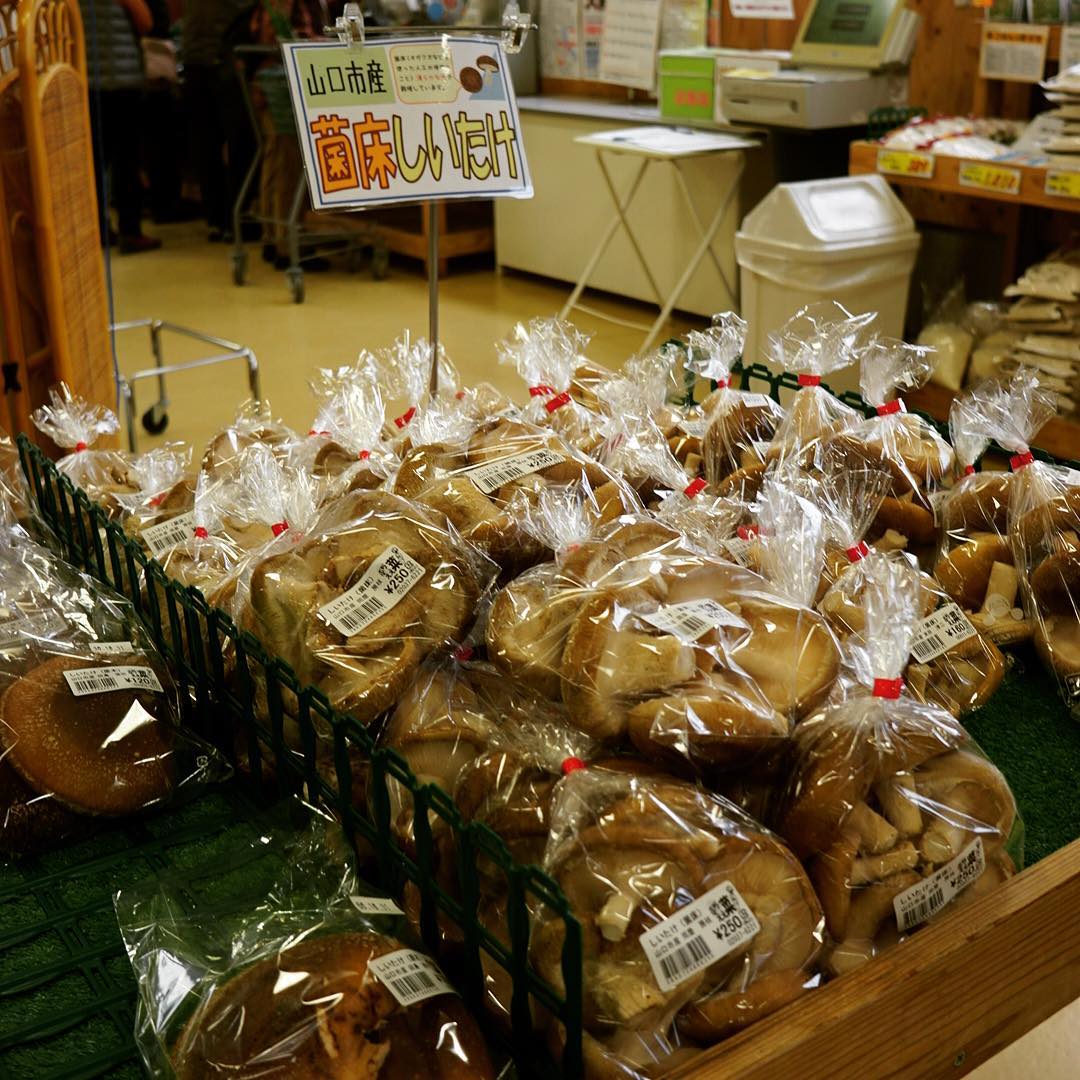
(108, 223, 1078, 1078)
(109, 223, 700, 450)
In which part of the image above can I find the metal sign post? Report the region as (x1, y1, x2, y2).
(295, 2, 534, 399)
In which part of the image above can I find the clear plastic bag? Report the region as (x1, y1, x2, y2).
(0, 427, 28, 525)
(763, 302, 874, 473)
(822, 336, 953, 554)
(371, 332, 462, 444)
(533, 767, 823, 1074)
(687, 315, 786, 492)
(240, 487, 496, 724)
(0, 525, 227, 854)
(30, 384, 138, 513)
(115, 823, 494, 1079)
(200, 400, 299, 479)
(393, 414, 620, 574)
(779, 555, 1021, 977)
(934, 369, 1055, 651)
(1011, 457, 1080, 716)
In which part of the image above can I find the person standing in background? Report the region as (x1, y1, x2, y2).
(249, 0, 327, 268)
(80, 0, 163, 254)
(181, 0, 256, 242)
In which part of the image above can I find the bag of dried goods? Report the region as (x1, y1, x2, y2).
(779, 555, 1021, 977)
(534, 767, 822, 1076)
(0, 525, 227, 854)
(934, 369, 1055, 650)
(0, 427, 28, 525)
(200, 399, 298, 478)
(116, 825, 494, 1079)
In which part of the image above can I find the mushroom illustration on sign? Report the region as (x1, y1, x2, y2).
(464, 54, 504, 100)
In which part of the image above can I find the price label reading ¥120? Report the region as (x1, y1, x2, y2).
(1046, 170, 1080, 201)
(876, 149, 934, 179)
(957, 161, 1021, 197)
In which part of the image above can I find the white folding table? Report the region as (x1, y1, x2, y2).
(558, 125, 759, 350)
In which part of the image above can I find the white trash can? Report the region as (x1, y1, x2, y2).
(736, 174, 920, 393)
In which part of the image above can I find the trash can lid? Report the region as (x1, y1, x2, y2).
(738, 174, 916, 252)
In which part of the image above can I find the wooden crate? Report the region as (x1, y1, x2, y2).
(364, 200, 494, 275)
(674, 841, 1080, 1078)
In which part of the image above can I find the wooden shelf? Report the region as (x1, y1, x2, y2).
(906, 383, 1080, 464)
(850, 140, 1080, 213)
(364, 201, 493, 275)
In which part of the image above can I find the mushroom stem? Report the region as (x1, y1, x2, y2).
(919, 820, 967, 865)
(874, 772, 923, 837)
(980, 561, 1018, 614)
(597, 888, 640, 942)
(850, 841, 919, 885)
(875, 529, 909, 552)
(847, 801, 899, 855)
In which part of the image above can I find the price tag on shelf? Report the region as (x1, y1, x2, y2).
(1046, 170, 1080, 201)
(876, 148, 934, 180)
(957, 161, 1021, 197)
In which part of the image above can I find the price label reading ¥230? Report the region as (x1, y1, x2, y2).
(1046, 170, 1080, 201)
(957, 161, 1021, 197)
(876, 149, 934, 179)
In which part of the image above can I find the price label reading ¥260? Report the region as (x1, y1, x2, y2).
(957, 161, 1021, 197)
(1046, 170, 1080, 201)
(876, 149, 934, 179)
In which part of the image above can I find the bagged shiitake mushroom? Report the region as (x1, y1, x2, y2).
(933, 369, 1055, 648)
(779, 556, 1021, 978)
(533, 768, 822, 1077)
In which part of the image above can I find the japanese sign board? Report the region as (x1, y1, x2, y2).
(876, 148, 934, 180)
(978, 23, 1049, 85)
(281, 37, 532, 211)
(1046, 169, 1080, 201)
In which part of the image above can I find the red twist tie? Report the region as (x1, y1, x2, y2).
(797, 374, 822, 387)
(714, 378, 731, 389)
(545, 391, 572, 414)
(453, 645, 474, 662)
(529, 384, 556, 397)
(736, 524, 759, 540)
(271, 521, 289, 538)
(455, 390, 466, 400)
(963, 465, 976, 476)
(193, 526, 209, 540)
(148, 494, 165, 509)
(684, 477, 708, 498)
(561, 757, 586, 776)
(393, 406, 416, 429)
(876, 399, 905, 416)
(308, 429, 330, 437)
(358, 449, 371, 461)
(74, 441, 88, 452)
(873, 677, 904, 700)
(1010, 451, 1034, 471)
(846, 540, 869, 563)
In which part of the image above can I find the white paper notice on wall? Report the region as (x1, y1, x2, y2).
(729, 0, 795, 18)
(978, 23, 1050, 85)
(1061, 26, 1080, 75)
(541, 0, 583, 80)
(599, 0, 663, 90)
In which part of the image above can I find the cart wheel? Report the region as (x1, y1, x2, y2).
(371, 247, 389, 281)
(232, 251, 247, 286)
(142, 403, 169, 436)
(287, 268, 305, 303)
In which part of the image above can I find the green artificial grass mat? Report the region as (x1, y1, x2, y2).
(963, 648, 1080, 866)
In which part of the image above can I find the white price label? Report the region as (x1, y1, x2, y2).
(738, 392, 774, 409)
(910, 603, 978, 664)
(367, 948, 455, 1007)
(63, 665, 164, 697)
(894, 838, 985, 932)
(88, 641, 136, 656)
(141, 512, 195, 558)
(640, 598, 744, 643)
(350, 895, 404, 916)
(641, 880, 760, 992)
(720, 536, 754, 567)
(677, 418, 708, 439)
(318, 546, 425, 637)
(465, 448, 565, 495)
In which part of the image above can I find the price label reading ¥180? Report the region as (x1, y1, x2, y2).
(876, 149, 934, 179)
(1046, 170, 1080, 201)
(957, 161, 1021, 197)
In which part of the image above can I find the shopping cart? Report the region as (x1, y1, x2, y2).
(231, 45, 388, 303)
